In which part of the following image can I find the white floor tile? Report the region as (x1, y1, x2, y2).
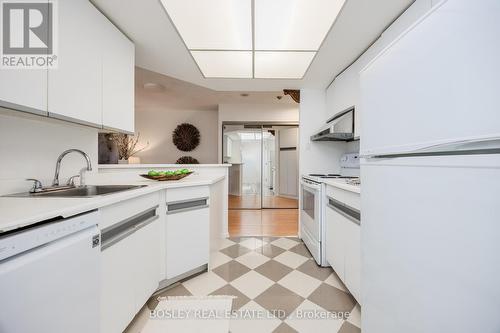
(218, 238, 236, 250)
(182, 272, 227, 296)
(273, 251, 309, 269)
(142, 297, 232, 333)
(235, 252, 270, 269)
(271, 238, 299, 250)
(229, 301, 282, 333)
(210, 251, 233, 269)
(324, 273, 348, 292)
(230, 271, 274, 299)
(347, 303, 361, 328)
(285, 300, 344, 333)
(239, 238, 267, 250)
(277, 270, 322, 298)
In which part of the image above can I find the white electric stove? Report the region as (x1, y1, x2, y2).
(300, 153, 360, 266)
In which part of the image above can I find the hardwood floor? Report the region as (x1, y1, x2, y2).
(229, 194, 298, 209)
(228, 209, 298, 237)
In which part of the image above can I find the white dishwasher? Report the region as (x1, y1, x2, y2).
(0, 211, 100, 333)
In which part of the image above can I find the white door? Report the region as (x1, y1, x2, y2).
(166, 199, 209, 280)
(101, 18, 135, 133)
(48, 0, 102, 126)
(131, 218, 161, 310)
(0, 69, 47, 114)
(362, 153, 500, 333)
(325, 204, 346, 281)
(360, 0, 500, 156)
(0, 2, 48, 114)
(101, 231, 137, 333)
(0, 227, 100, 333)
(279, 128, 298, 197)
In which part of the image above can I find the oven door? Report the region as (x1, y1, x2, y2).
(300, 179, 322, 263)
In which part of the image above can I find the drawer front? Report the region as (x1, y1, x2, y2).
(325, 185, 361, 211)
(166, 186, 210, 204)
(99, 192, 160, 230)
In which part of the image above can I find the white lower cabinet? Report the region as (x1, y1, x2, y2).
(165, 186, 210, 281)
(100, 204, 161, 333)
(325, 206, 346, 279)
(101, 231, 136, 333)
(131, 216, 161, 310)
(325, 194, 361, 304)
(343, 216, 361, 302)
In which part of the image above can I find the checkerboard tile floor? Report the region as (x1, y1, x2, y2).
(155, 237, 361, 333)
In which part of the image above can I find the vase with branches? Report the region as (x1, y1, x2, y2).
(110, 133, 149, 163)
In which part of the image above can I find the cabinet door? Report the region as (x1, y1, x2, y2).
(344, 219, 361, 303)
(101, 236, 136, 333)
(48, 0, 102, 126)
(325, 205, 346, 280)
(131, 218, 161, 311)
(102, 21, 135, 133)
(166, 206, 209, 280)
(0, 69, 47, 115)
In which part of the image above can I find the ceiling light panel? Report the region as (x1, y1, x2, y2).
(254, 0, 346, 51)
(160, 0, 252, 50)
(191, 51, 253, 78)
(254, 52, 316, 79)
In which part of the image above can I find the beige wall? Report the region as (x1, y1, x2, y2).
(134, 107, 218, 164)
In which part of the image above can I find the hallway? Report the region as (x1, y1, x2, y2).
(229, 209, 298, 237)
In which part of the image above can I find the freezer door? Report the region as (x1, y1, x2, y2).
(360, 0, 500, 156)
(361, 154, 500, 333)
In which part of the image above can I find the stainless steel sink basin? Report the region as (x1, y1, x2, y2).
(6, 185, 147, 198)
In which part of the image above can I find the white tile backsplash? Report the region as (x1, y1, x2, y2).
(0, 109, 98, 195)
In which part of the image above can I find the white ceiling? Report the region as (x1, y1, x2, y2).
(92, 0, 414, 91)
(136, 67, 297, 112)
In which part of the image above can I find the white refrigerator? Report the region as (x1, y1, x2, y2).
(360, 0, 500, 332)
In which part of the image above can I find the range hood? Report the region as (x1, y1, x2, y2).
(311, 108, 355, 142)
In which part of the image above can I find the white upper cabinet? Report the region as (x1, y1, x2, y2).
(0, 69, 48, 115)
(101, 21, 135, 133)
(48, 0, 102, 126)
(326, 65, 360, 138)
(0, 0, 48, 115)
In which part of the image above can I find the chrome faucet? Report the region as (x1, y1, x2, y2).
(52, 149, 92, 186)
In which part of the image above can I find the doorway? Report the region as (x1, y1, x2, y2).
(223, 123, 299, 236)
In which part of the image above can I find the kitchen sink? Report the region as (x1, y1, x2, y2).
(6, 185, 147, 198)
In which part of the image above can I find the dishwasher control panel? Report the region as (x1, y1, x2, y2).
(0, 211, 99, 262)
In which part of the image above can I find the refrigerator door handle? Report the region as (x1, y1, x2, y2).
(362, 137, 500, 159)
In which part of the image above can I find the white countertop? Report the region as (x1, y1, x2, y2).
(322, 179, 361, 194)
(0, 174, 225, 234)
(98, 164, 231, 169)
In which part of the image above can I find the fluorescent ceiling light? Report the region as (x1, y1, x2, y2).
(191, 51, 252, 78)
(255, 52, 316, 79)
(254, 0, 346, 51)
(160, 0, 345, 78)
(160, 0, 252, 50)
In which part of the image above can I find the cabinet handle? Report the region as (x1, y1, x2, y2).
(327, 197, 361, 225)
(166, 197, 209, 215)
(101, 206, 159, 250)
